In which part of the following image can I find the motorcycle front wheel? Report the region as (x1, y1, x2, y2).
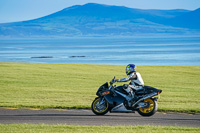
(91, 97, 109, 115)
(137, 98, 157, 117)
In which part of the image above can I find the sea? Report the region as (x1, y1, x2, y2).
(0, 36, 200, 66)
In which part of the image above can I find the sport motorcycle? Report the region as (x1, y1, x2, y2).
(91, 77, 162, 116)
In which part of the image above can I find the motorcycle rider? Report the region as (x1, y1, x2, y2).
(112, 64, 144, 107)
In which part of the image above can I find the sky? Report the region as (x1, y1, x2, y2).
(0, 0, 200, 23)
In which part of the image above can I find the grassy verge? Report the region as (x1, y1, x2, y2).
(0, 124, 200, 133)
(0, 63, 199, 113)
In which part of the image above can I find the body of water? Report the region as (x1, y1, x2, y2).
(0, 36, 200, 66)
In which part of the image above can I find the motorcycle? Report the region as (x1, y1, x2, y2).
(91, 77, 162, 116)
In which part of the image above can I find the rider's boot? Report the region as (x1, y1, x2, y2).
(124, 85, 137, 107)
(127, 91, 136, 107)
(129, 96, 138, 107)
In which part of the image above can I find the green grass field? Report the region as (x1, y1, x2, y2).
(0, 124, 200, 133)
(0, 62, 199, 113)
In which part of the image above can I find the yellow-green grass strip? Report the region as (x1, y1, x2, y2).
(0, 63, 199, 113)
(0, 124, 200, 133)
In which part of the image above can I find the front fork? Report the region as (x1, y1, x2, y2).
(95, 97, 106, 109)
(99, 97, 105, 105)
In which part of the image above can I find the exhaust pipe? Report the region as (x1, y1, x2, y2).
(132, 92, 158, 107)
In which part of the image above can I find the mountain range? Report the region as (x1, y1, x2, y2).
(0, 3, 200, 37)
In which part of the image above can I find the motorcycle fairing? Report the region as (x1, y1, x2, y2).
(104, 92, 125, 108)
(96, 82, 109, 96)
(110, 103, 133, 112)
(143, 85, 162, 95)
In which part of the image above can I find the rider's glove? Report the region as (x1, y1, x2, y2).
(110, 79, 115, 84)
(115, 79, 119, 82)
(111, 79, 118, 84)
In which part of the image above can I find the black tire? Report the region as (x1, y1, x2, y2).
(91, 97, 109, 115)
(137, 98, 157, 117)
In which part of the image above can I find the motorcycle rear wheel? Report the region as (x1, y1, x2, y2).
(91, 97, 109, 115)
(137, 98, 157, 117)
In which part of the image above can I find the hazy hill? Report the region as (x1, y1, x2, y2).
(164, 8, 200, 29)
(0, 3, 199, 37)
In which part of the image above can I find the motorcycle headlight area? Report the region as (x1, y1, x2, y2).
(102, 91, 110, 96)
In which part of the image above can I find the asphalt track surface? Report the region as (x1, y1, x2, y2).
(0, 109, 199, 127)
